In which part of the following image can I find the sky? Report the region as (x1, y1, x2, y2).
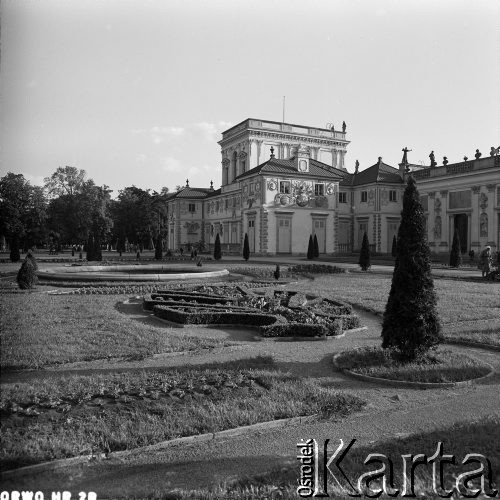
(1, 0, 499, 197)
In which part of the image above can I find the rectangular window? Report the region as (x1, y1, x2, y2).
(225, 199, 229, 209)
(280, 181, 291, 194)
(339, 192, 347, 203)
(188, 203, 196, 213)
(389, 190, 397, 202)
(361, 191, 368, 203)
(248, 220, 255, 228)
(314, 184, 325, 196)
(449, 190, 471, 209)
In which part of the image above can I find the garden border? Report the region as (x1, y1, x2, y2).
(332, 353, 495, 389)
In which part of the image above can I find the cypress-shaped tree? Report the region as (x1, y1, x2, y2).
(307, 235, 314, 260)
(26, 250, 38, 271)
(358, 232, 371, 271)
(86, 235, 95, 261)
(381, 176, 442, 360)
(313, 234, 320, 258)
(214, 233, 222, 260)
(9, 237, 20, 263)
(16, 258, 37, 290)
(155, 234, 163, 260)
(391, 234, 397, 258)
(449, 230, 461, 268)
(243, 233, 250, 261)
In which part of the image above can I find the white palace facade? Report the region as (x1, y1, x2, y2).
(164, 118, 500, 256)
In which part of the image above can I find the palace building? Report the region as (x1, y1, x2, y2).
(164, 118, 499, 256)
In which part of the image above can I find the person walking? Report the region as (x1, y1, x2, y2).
(479, 245, 492, 278)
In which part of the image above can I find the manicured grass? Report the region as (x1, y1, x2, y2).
(158, 416, 500, 499)
(0, 357, 365, 469)
(285, 274, 500, 345)
(335, 347, 491, 383)
(0, 293, 231, 370)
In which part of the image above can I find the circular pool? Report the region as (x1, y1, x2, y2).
(38, 264, 229, 282)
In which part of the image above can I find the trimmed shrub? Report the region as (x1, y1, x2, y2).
(336, 314, 361, 330)
(243, 233, 250, 261)
(313, 234, 319, 258)
(155, 234, 163, 260)
(381, 176, 442, 360)
(214, 233, 222, 260)
(26, 250, 38, 271)
(273, 265, 280, 280)
(9, 238, 20, 263)
(153, 305, 276, 326)
(260, 323, 327, 338)
(358, 232, 371, 271)
(391, 235, 397, 258)
(449, 229, 461, 268)
(16, 259, 37, 290)
(306, 236, 312, 259)
(289, 264, 346, 275)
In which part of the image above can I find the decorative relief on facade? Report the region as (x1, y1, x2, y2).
(380, 189, 388, 206)
(185, 222, 200, 234)
(368, 189, 375, 206)
(326, 183, 335, 195)
(486, 184, 496, 192)
(428, 191, 435, 198)
(238, 151, 247, 159)
(480, 213, 488, 237)
(471, 186, 481, 194)
(440, 190, 448, 198)
(433, 216, 442, 240)
(222, 158, 230, 166)
(267, 179, 278, 191)
(434, 198, 441, 213)
(480, 193, 488, 210)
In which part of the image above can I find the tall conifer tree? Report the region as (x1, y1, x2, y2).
(381, 176, 442, 360)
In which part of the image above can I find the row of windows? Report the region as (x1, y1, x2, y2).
(339, 190, 397, 204)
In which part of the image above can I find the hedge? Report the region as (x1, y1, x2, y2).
(144, 296, 260, 313)
(336, 314, 361, 330)
(149, 292, 238, 306)
(288, 264, 346, 275)
(153, 305, 277, 326)
(260, 320, 343, 338)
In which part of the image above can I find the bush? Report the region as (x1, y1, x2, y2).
(153, 305, 276, 326)
(260, 322, 327, 338)
(307, 235, 314, 260)
(358, 232, 371, 271)
(243, 233, 250, 261)
(16, 259, 37, 290)
(381, 176, 442, 360)
(260, 319, 342, 338)
(289, 264, 346, 275)
(336, 314, 360, 330)
(214, 233, 222, 260)
(449, 229, 461, 268)
(155, 234, 163, 260)
(9, 238, 20, 263)
(313, 234, 319, 258)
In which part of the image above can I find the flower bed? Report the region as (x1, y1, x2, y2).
(144, 298, 259, 313)
(153, 305, 277, 326)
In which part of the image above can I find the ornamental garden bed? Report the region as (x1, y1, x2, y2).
(334, 347, 492, 384)
(144, 285, 362, 337)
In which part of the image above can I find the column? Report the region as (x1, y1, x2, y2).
(439, 191, 449, 253)
(486, 184, 496, 247)
(332, 149, 338, 169)
(256, 140, 263, 166)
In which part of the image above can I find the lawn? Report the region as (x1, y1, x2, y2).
(335, 347, 492, 383)
(0, 357, 365, 470)
(157, 416, 500, 499)
(0, 292, 231, 370)
(284, 274, 500, 346)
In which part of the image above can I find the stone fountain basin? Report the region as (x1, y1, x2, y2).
(38, 264, 229, 282)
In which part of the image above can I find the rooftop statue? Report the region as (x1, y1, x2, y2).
(429, 151, 437, 167)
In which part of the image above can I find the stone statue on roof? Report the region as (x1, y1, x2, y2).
(401, 147, 412, 165)
(429, 151, 437, 167)
(342, 121, 346, 133)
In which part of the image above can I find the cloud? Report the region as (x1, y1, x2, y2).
(136, 153, 147, 163)
(161, 157, 182, 173)
(193, 121, 233, 142)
